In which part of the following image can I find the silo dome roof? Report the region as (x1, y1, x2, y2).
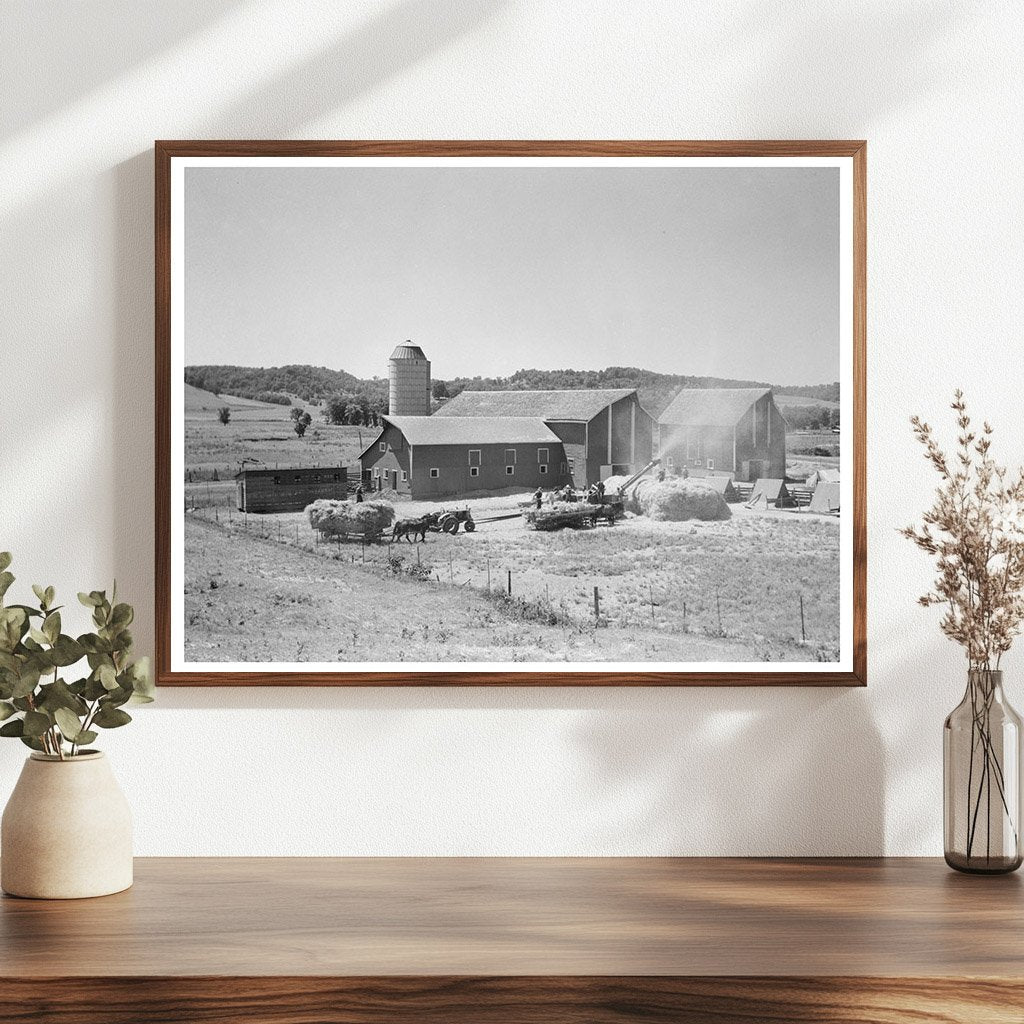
(390, 341, 427, 360)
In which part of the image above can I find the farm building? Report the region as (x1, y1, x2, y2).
(358, 415, 571, 499)
(746, 478, 796, 510)
(235, 466, 348, 513)
(658, 388, 786, 482)
(434, 389, 656, 488)
(809, 480, 841, 513)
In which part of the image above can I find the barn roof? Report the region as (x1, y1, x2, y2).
(658, 388, 771, 427)
(434, 389, 638, 422)
(377, 415, 560, 448)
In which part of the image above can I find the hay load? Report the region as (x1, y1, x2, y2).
(634, 479, 731, 522)
(306, 499, 395, 541)
(601, 473, 730, 521)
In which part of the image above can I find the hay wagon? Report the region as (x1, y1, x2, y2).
(523, 500, 624, 531)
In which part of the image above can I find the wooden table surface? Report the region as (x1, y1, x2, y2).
(2, 857, 1023, 1023)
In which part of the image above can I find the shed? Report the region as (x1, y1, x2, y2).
(235, 466, 348, 514)
(745, 478, 796, 510)
(699, 475, 740, 503)
(808, 480, 841, 514)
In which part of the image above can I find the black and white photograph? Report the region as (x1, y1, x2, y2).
(161, 147, 861, 682)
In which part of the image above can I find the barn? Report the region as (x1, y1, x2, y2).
(358, 415, 570, 499)
(434, 389, 656, 488)
(235, 466, 348, 513)
(658, 387, 786, 482)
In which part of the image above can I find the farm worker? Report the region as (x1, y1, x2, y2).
(681, 467, 689, 479)
(596, 480, 605, 499)
(355, 483, 364, 503)
(533, 487, 543, 510)
(657, 467, 666, 482)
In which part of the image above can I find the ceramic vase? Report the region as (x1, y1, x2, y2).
(1, 751, 133, 898)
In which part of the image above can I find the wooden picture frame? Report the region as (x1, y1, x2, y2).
(156, 140, 866, 686)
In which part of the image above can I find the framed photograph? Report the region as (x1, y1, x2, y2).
(156, 141, 865, 686)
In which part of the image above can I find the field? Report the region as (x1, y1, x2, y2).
(184, 498, 840, 664)
(183, 385, 842, 665)
(184, 384, 367, 483)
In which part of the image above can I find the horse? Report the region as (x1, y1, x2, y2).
(392, 512, 439, 543)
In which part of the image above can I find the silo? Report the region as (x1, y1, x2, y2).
(388, 340, 431, 416)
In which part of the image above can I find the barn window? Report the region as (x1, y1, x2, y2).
(272, 475, 281, 485)
(312, 473, 321, 482)
(468, 449, 481, 466)
(401, 470, 408, 483)
(504, 448, 517, 464)
(294, 475, 302, 483)
(539, 464, 548, 475)
(470, 466, 479, 477)
(379, 441, 386, 452)
(430, 468, 439, 479)
(706, 459, 715, 471)
(567, 458, 575, 472)
(373, 468, 380, 478)
(560, 462, 567, 474)
(505, 465, 515, 476)
(332, 473, 340, 481)
(694, 459, 702, 468)
(666, 455, 674, 468)
(537, 447, 548, 463)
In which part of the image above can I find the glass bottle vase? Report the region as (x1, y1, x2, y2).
(944, 669, 1023, 873)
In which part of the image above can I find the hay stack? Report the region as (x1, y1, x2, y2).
(306, 498, 395, 539)
(632, 479, 731, 522)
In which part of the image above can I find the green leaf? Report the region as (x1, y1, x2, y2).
(31, 584, 48, 608)
(19, 734, 45, 752)
(0, 719, 24, 737)
(0, 701, 16, 721)
(53, 707, 85, 741)
(93, 705, 132, 729)
(36, 678, 88, 716)
(74, 730, 98, 747)
(98, 663, 118, 690)
(49, 635, 85, 668)
(78, 592, 100, 608)
(110, 603, 134, 629)
(42, 611, 60, 644)
(22, 711, 51, 738)
(11, 665, 41, 699)
(28, 627, 49, 646)
(0, 572, 14, 601)
(0, 552, 11, 573)
(44, 586, 55, 609)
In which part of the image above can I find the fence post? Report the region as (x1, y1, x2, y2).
(799, 593, 806, 642)
(593, 586, 600, 624)
(507, 569, 512, 596)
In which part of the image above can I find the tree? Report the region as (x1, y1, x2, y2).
(432, 380, 450, 400)
(324, 394, 349, 425)
(217, 406, 230, 425)
(293, 411, 312, 438)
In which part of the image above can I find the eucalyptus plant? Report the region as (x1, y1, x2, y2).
(0, 552, 153, 759)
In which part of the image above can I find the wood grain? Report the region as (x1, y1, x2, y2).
(1, 858, 1021, 1024)
(154, 140, 867, 687)
(0, 856, 1019, 1024)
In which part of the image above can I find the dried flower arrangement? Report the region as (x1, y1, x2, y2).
(903, 390, 1024, 869)
(902, 390, 1024, 668)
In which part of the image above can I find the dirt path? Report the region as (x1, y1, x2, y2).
(183, 517, 792, 666)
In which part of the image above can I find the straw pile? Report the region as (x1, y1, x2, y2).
(306, 499, 395, 539)
(631, 479, 731, 522)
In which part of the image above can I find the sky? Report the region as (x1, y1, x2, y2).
(184, 163, 840, 385)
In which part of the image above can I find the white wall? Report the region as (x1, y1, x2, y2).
(1, 0, 1022, 855)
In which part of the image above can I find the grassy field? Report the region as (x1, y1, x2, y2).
(184, 384, 369, 482)
(184, 496, 840, 664)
